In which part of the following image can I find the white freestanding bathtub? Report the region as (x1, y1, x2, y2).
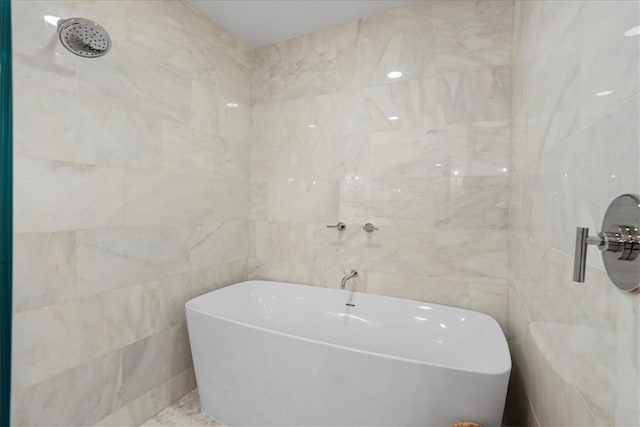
(185, 280, 511, 426)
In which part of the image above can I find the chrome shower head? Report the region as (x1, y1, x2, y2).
(57, 17, 111, 58)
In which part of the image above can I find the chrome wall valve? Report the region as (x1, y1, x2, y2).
(573, 194, 640, 293)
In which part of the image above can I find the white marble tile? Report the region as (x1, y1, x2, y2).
(369, 129, 442, 180)
(312, 219, 399, 274)
(397, 227, 508, 279)
(526, 5, 583, 157)
(76, 221, 247, 298)
(190, 78, 219, 135)
(191, 79, 250, 141)
(249, 182, 268, 221)
(12, 296, 110, 389)
(99, 281, 169, 350)
(510, 234, 621, 331)
(13, 78, 160, 170)
(235, 40, 251, 69)
(511, 5, 638, 421)
(250, 129, 334, 182)
(75, 227, 181, 295)
(341, 31, 438, 90)
(468, 121, 511, 175)
(578, 1, 639, 130)
(13, 1, 252, 426)
(95, 369, 196, 427)
(509, 234, 638, 424)
(366, 271, 470, 310)
(368, 120, 510, 180)
(434, 175, 509, 229)
(247, 258, 315, 286)
(254, 222, 314, 264)
(361, 77, 455, 131)
(13, 232, 76, 312)
(119, 324, 192, 406)
(123, 173, 247, 231)
(248, 1, 512, 349)
(11, 0, 78, 92)
(261, 50, 343, 101)
(78, 51, 191, 125)
(12, 350, 122, 426)
(11, 0, 523, 424)
(332, 132, 371, 181)
(525, 96, 639, 268)
(14, 156, 125, 233)
(216, 57, 251, 105)
(437, 44, 512, 75)
(159, 121, 249, 182)
(338, 178, 436, 223)
(123, 172, 216, 227)
(510, 295, 602, 427)
(396, 227, 455, 278)
(266, 180, 339, 223)
(447, 65, 511, 123)
(152, 273, 193, 329)
(436, 4, 512, 52)
(123, 2, 191, 51)
(187, 220, 250, 269)
(188, 259, 248, 299)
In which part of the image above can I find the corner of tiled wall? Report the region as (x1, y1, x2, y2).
(508, 0, 640, 425)
(248, 0, 513, 331)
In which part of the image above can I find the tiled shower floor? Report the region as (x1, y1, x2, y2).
(142, 389, 224, 426)
(143, 390, 504, 427)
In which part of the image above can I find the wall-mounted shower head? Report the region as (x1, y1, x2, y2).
(57, 18, 111, 58)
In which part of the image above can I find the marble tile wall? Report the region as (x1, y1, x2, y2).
(11, 0, 249, 425)
(508, 1, 640, 425)
(248, 1, 513, 328)
(17, 1, 638, 426)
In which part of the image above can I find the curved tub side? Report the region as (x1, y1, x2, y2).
(186, 307, 509, 426)
(186, 281, 512, 376)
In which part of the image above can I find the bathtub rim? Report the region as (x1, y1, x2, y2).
(186, 280, 512, 377)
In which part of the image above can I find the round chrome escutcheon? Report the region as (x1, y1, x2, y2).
(601, 194, 640, 293)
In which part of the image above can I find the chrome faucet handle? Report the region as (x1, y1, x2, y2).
(571, 194, 640, 293)
(573, 225, 640, 281)
(362, 223, 378, 232)
(327, 222, 346, 231)
(573, 227, 604, 282)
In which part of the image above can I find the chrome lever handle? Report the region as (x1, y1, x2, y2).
(573, 225, 640, 282)
(573, 194, 640, 292)
(573, 227, 605, 282)
(327, 222, 346, 231)
(573, 227, 588, 282)
(574, 228, 595, 282)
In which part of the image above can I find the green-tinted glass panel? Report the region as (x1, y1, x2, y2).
(0, 0, 12, 424)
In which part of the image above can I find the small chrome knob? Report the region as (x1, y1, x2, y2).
(327, 222, 346, 231)
(362, 223, 378, 233)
